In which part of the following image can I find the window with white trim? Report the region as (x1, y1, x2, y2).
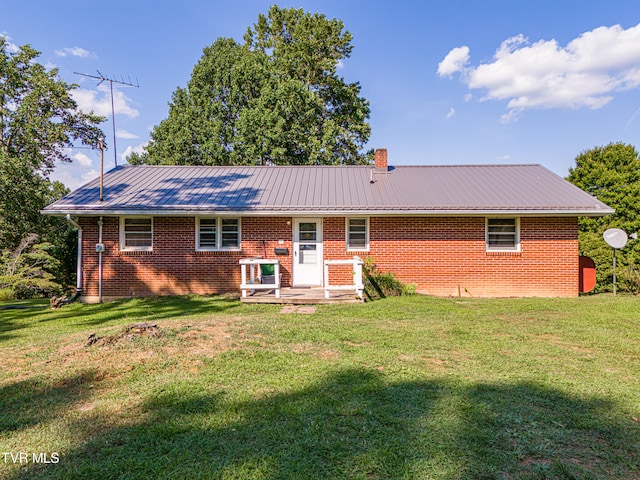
(196, 217, 241, 250)
(486, 218, 519, 251)
(198, 218, 217, 249)
(120, 217, 153, 251)
(346, 217, 369, 251)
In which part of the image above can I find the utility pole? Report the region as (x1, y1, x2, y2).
(75, 71, 139, 167)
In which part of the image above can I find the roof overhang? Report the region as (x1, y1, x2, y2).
(42, 207, 615, 217)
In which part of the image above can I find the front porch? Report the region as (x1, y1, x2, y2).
(239, 256, 365, 304)
(240, 287, 363, 304)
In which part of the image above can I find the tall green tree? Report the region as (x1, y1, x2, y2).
(0, 38, 104, 291)
(0, 233, 62, 299)
(567, 142, 640, 293)
(129, 5, 371, 166)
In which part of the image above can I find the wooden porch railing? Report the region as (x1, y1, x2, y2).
(323, 256, 364, 300)
(239, 258, 281, 299)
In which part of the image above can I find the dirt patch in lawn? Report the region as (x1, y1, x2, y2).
(533, 333, 596, 356)
(290, 342, 341, 359)
(84, 322, 162, 347)
(1, 318, 250, 388)
(169, 321, 237, 358)
(396, 349, 471, 372)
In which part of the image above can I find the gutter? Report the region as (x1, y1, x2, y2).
(45, 207, 615, 218)
(65, 214, 83, 302)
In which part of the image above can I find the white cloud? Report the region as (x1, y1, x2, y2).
(500, 109, 522, 124)
(464, 93, 472, 102)
(55, 47, 96, 58)
(1, 33, 19, 53)
(72, 152, 93, 167)
(121, 143, 147, 163)
(81, 169, 99, 182)
(497, 154, 512, 161)
(446, 107, 456, 119)
(437, 46, 470, 77)
(72, 84, 139, 118)
(438, 23, 640, 121)
(116, 129, 139, 139)
(50, 163, 98, 190)
(51, 149, 102, 189)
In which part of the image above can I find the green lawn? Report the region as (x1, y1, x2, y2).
(1, 295, 639, 479)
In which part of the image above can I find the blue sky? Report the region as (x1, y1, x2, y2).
(3, 0, 640, 189)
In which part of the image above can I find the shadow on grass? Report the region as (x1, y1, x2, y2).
(6, 368, 639, 479)
(0, 370, 98, 434)
(0, 295, 243, 342)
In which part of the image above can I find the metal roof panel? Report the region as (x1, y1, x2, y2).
(43, 164, 614, 216)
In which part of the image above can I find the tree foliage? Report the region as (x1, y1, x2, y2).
(567, 142, 640, 293)
(0, 38, 104, 176)
(0, 234, 62, 299)
(0, 37, 104, 292)
(129, 5, 371, 166)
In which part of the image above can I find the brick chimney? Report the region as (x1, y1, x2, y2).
(374, 148, 388, 171)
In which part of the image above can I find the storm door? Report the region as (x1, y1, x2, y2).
(292, 218, 323, 286)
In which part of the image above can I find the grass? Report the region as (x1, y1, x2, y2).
(0, 294, 639, 479)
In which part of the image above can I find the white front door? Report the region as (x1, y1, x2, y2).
(293, 218, 323, 286)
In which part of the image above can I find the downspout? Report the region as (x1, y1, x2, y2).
(98, 216, 103, 303)
(65, 214, 83, 303)
(97, 138, 105, 303)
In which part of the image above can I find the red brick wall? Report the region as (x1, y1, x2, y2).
(323, 217, 578, 297)
(367, 217, 577, 297)
(79, 215, 578, 300)
(79, 216, 294, 300)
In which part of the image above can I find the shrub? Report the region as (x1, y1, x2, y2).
(0, 287, 15, 302)
(0, 234, 63, 299)
(363, 257, 416, 300)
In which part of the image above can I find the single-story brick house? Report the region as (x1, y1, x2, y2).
(42, 149, 612, 301)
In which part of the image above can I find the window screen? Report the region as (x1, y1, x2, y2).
(487, 218, 518, 250)
(123, 218, 152, 249)
(347, 218, 368, 250)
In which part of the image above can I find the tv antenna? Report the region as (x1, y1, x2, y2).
(75, 70, 139, 167)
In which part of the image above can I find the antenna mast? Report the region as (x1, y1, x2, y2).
(75, 70, 139, 167)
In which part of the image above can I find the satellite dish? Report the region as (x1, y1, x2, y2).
(603, 228, 628, 249)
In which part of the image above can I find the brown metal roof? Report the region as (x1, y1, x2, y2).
(42, 164, 613, 216)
